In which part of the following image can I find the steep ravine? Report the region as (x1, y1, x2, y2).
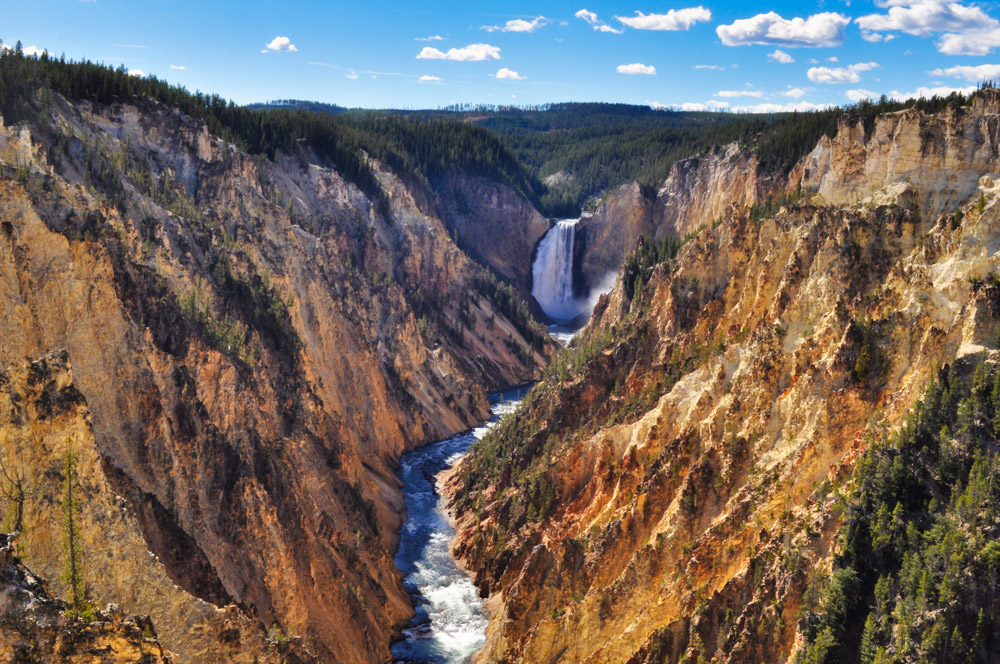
(449, 92, 1000, 664)
(0, 93, 553, 663)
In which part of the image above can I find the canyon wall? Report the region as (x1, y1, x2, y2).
(450, 93, 1000, 664)
(0, 93, 551, 663)
(576, 144, 772, 296)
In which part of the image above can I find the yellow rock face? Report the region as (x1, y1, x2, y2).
(0, 94, 551, 663)
(450, 94, 1000, 664)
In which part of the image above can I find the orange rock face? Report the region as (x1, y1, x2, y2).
(0, 95, 552, 663)
(450, 94, 1000, 663)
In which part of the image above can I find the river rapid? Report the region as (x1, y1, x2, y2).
(391, 386, 530, 664)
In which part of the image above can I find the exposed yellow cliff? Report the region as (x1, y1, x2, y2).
(449, 93, 1000, 664)
(0, 92, 552, 663)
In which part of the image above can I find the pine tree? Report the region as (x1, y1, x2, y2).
(61, 438, 85, 619)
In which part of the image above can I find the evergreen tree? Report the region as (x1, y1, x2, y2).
(61, 438, 85, 619)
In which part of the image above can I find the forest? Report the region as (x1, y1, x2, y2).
(0, 45, 976, 219)
(797, 360, 1000, 664)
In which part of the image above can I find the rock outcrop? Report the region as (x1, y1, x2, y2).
(435, 170, 551, 296)
(449, 92, 1000, 663)
(0, 532, 173, 664)
(0, 92, 552, 663)
(576, 144, 773, 299)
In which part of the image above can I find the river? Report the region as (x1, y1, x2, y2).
(391, 385, 531, 664)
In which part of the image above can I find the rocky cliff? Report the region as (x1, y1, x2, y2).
(449, 91, 1000, 663)
(434, 170, 551, 297)
(0, 530, 173, 664)
(576, 144, 774, 299)
(0, 90, 551, 663)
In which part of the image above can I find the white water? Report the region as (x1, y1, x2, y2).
(532, 219, 582, 322)
(392, 387, 529, 664)
(531, 219, 616, 325)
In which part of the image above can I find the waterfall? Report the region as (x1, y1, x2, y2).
(531, 219, 583, 323)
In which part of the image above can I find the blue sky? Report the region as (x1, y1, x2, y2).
(5, 0, 1000, 111)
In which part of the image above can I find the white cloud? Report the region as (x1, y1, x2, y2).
(767, 49, 795, 63)
(615, 7, 712, 31)
(127, 69, 145, 77)
(482, 16, 548, 33)
(617, 62, 657, 74)
(418, 75, 442, 83)
(680, 102, 711, 111)
(3, 44, 49, 56)
(861, 31, 896, 42)
(828, 56, 839, 62)
(170, 64, 186, 70)
(930, 63, 1000, 80)
(695, 64, 725, 70)
(576, 8, 624, 32)
(716, 89, 767, 97)
(495, 67, 525, 80)
(856, 0, 993, 36)
(730, 100, 829, 112)
(807, 61, 879, 83)
(783, 86, 809, 98)
(417, 43, 501, 61)
(937, 28, 1000, 55)
(889, 84, 978, 99)
(346, 71, 359, 79)
(416, 35, 445, 41)
(856, 0, 1000, 54)
(845, 88, 879, 101)
(263, 36, 297, 52)
(717, 11, 850, 47)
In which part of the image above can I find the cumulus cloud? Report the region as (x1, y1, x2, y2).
(930, 63, 1000, 80)
(615, 7, 712, 31)
(783, 86, 809, 98)
(767, 49, 795, 63)
(730, 100, 829, 112)
(861, 31, 896, 42)
(856, 0, 993, 41)
(695, 64, 725, 70)
(346, 71, 359, 79)
(845, 88, 879, 101)
(678, 100, 731, 111)
(495, 67, 525, 80)
(418, 75, 442, 83)
(716, 89, 767, 97)
(170, 64, 186, 70)
(576, 8, 624, 33)
(617, 62, 657, 74)
(856, 0, 1000, 54)
(937, 28, 1000, 55)
(417, 43, 501, 61)
(482, 16, 548, 33)
(807, 61, 879, 83)
(717, 11, 850, 47)
(127, 69, 145, 77)
(2, 44, 49, 57)
(416, 35, 445, 41)
(889, 84, 978, 99)
(263, 36, 297, 52)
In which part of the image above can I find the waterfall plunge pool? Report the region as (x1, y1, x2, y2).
(391, 386, 530, 664)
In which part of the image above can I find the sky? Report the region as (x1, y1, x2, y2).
(5, 0, 1000, 111)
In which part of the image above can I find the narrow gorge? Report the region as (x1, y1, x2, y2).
(2, 45, 1000, 664)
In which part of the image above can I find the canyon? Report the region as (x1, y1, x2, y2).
(0, 83, 551, 663)
(449, 90, 1000, 663)
(2, 51, 999, 664)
